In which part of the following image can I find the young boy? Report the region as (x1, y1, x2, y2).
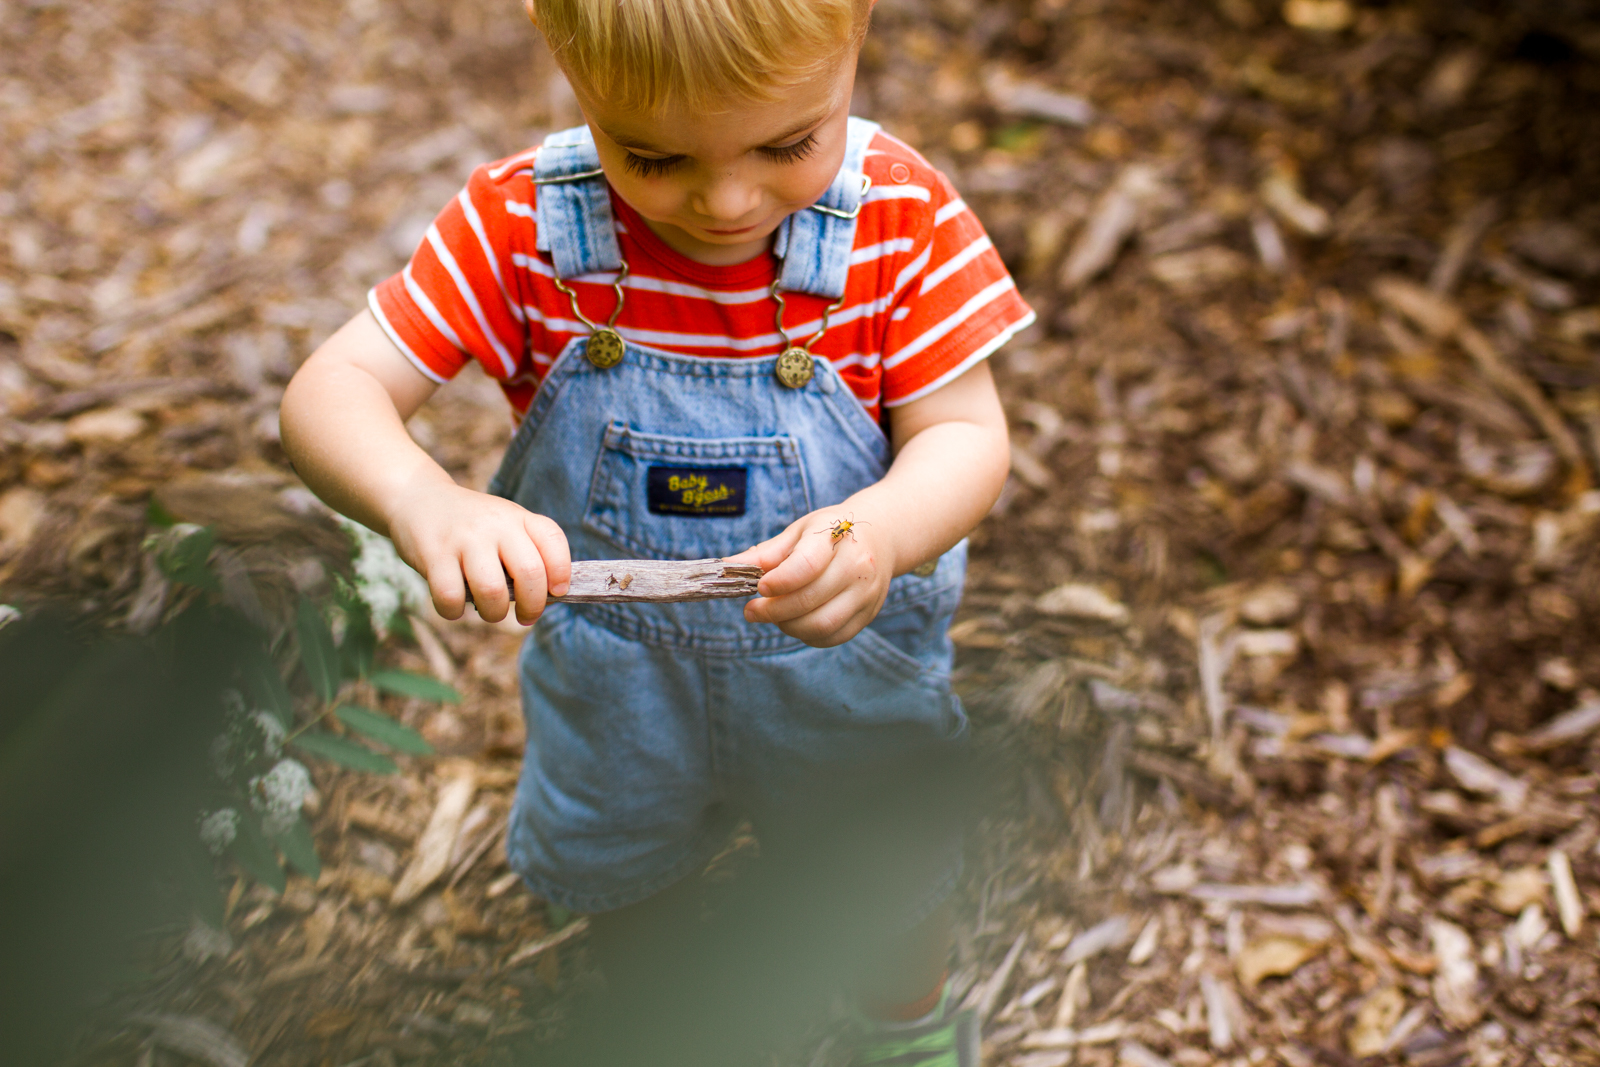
(281, 0, 1033, 1061)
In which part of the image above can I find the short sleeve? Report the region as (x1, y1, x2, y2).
(368, 154, 538, 384)
(878, 170, 1035, 407)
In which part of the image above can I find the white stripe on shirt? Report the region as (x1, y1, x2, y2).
(458, 190, 523, 324)
(933, 198, 969, 227)
(920, 235, 994, 296)
(892, 245, 933, 297)
(850, 238, 916, 265)
(622, 274, 772, 304)
(488, 147, 540, 180)
(882, 276, 1018, 371)
(403, 263, 470, 356)
(886, 311, 1036, 407)
(864, 184, 931, 204)
(426, 224, 516, 377)
(368, 289, 449, 384)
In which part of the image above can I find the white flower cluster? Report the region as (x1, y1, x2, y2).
(251, 758, 312, 837)
(253, 709, 285, 757)
(338, 516, 429, 637)
(199, 807, 240, 855)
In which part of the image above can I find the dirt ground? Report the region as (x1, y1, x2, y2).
(3, 0, 1600, 1065)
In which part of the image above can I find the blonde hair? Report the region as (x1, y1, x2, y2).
(529, 0, 872, 112)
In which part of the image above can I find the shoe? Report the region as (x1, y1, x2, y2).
(837, 983, 980, 1067)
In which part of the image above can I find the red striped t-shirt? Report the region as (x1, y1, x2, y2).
(370, 129, 1034, 426)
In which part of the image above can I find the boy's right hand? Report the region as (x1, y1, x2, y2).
(386, 481, 571, 626)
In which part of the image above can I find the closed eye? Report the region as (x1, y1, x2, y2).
(623, 152, 685, 177)
(759, 133, 819, 164)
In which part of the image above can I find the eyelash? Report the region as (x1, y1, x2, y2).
(621, 133, 820, 177)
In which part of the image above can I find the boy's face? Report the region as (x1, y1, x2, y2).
(568, 55, 859, 266)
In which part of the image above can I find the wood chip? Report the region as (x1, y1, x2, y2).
(1061, 915, 1131, 965)
(1548, 849, 1583, 937)
(1428, 919, 1482, 1028)
(1061, 164, 1162, 290)
(504, 917, 590, 968)
(391, 763, 478, 906)
(977, 930, 1028, 1023)
(1236, 936, 1324, 987)
(1185, 882, 1324, 907)
(129, 1014, 250, 1067)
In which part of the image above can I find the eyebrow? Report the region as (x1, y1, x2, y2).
(605, 111, 830, 155)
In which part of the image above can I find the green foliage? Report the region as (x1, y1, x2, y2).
(274, 817, 322, 880)
(294, 598, 340, 703)
(369, 668, 462, 704)
(336, 705, 435, 755)
(290, 730, 399, 774)
(152, 525, 220, 592)
(142, 501, 459, 912)
(229, 808, 286, 893)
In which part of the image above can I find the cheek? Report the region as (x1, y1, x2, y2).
(778, 160, 843, 208)
(606, 172, 683, 221)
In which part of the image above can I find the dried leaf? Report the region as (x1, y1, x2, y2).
(1548, 849, 1583, 938)
(1428, 919, 1483, 1028)
(130, 1014, 250, 1067)
(391, 764, 478, 905)
(1035, 583, 1130, 625)
(1236, 935, 1324, 986)
(1348, 986, 1405, 1057)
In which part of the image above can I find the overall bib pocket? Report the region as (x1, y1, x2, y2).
(583, 421, 814, 561)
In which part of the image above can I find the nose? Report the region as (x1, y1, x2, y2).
(692, 167, 761, 224)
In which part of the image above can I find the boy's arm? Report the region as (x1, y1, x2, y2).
(729, 361, 1009, 647)
(279, 311, 571, 624)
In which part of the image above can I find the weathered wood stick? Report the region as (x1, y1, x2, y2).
(465, 558, 763, 607)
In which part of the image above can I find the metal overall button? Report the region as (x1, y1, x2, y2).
(551, 262, 631, 371)
(769, 279, 846, 391)
(774, 347, 814, 389)
(586, 329, 625, 369)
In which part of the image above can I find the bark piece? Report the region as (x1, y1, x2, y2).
(505, 917, 590, 967)
(1061, 165, 1162, 291)
(1428, 919, 1482, 1029)
(1237, 936, 1324, 987)
(129, 1014, 250, 1067)
(476, 558, 762, 606)
(391, 763, 478, 906)
(1549, 849, 1583, 937)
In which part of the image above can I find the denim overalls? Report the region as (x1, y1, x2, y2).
(489, 120, 969, 915)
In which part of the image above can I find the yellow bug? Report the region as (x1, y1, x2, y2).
(816, 513, 869, 546)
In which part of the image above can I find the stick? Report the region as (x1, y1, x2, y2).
(465, 558, 763, 607)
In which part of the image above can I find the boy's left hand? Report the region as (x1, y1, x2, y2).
(726, 508, 895, 648)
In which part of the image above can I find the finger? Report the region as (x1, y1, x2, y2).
(744, 563, 849, 625)
(463, 549, 513, 623)
(779, 596, 879, 648)
(727, 519, 807, 581)
(424, 555, 468, 621)
(754, 523, 837, 598)
(501, 540, 548, 626)
(525, 513, 571, 596)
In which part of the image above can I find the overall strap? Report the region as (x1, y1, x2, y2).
(533, 126, 624, 279)
(772, 116, 882, 300)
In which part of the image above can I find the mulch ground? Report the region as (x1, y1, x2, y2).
(3, 0, 1599, 1065)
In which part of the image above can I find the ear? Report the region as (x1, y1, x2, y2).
(522, 0, 538, 26)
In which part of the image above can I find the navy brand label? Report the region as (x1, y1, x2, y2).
(647, 466, 748, 517)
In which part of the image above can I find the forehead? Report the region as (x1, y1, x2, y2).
(572, 54, 856, 154)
